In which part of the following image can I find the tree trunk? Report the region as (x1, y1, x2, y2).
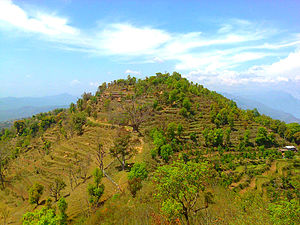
(122, 154, 125, 171)
(183, 206, 190, 225)
(0, 168, 4, 189)
(183, 212, 189, 225)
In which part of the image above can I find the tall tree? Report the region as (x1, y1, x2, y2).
(153, 161, 213, 225)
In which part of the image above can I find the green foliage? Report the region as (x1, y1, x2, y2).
(128, 162, 148, 180)
(69, 102, 76, 113)
(255, 127, 276, 147)
(128, 177, 142, 198)
(160, 144, 173, 162)
(179, 107, 188, 117)
(190, 132, 197, 144)
(22, 198, 68, 225)
(14, 120, 25, 136)
(202, 128, 223, 147)
(22, 207, 59, 225)
(224, 128, 231, 146)
(28, 183, 44, 205)
(71, 112, 87, 135)
(182, 97, 192, 111)
(153, 161, 211, 223)
(40, 116, 55, 131)
(268, 200, 300, 225)
(87, 168, 105, 206)
(57, 197, 68, 225)
(244, 129, 251, 146)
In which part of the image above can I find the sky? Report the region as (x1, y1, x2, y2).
(0, 0, 300, 98)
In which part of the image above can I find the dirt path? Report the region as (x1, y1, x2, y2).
(240, 177, 256, 194)
(262, 161, 276, 176)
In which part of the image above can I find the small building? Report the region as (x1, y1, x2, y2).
(278, 146, 297, 153)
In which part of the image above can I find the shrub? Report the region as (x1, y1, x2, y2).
(128, 163, 148, 180)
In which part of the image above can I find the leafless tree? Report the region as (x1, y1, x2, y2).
(109, 130, 135, 171)
(79, 154, 91, 181)
(95, 143, 105, 172)
(49, 177, 66, 201)
(122, 99, 152, 135)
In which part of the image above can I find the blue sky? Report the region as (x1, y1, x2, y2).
(0, 0, 300, 98)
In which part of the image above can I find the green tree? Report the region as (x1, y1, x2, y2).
(127, 162, 148, 197)
(293, 131, 300, 145)
(182, 97, 192, 112)
(87, 168, 105, 206)
(57, 197, 68, 225)
(160, 144, 173, 162)
(71, 112, 87, 135)
(153, 161, 212, 225)
(14, 120, 26, 136)
(244, 129, 251, 146)
(28, 183, 44, 205)
(224, 128, 231, 146)
(69, 102, 76, 113)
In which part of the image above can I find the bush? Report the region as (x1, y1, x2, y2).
(128, 163, 148, 180)
(160, 144, 173, 162)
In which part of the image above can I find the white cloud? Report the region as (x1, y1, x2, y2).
(124, 70, 141, 75)
(95, 23, 171, 55)
(0, 0, 78, 37)
(70, 79, 80, 86)
(185, 49, 300, 86)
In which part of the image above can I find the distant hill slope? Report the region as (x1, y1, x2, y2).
(225, 90, 300, 119)
(223, 93, 300, 124)
(0, 93, 77, 121)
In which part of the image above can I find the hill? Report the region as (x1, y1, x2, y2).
(0, 72, 299, 225)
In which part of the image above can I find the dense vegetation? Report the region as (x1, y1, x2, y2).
(0, 72, 299, 224)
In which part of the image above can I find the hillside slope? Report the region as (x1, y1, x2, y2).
(0, 73, 299, 225)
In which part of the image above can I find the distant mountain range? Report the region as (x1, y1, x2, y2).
(0, 93, 78, 122)
(223, 92, 300, 124)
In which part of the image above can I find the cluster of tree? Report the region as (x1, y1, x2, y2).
(255, 127, 277, 148)
(150, 122, 183, 162)
(23, 197, 68, 225)
(202, 127, 224, 147)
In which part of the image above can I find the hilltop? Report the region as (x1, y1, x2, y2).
(0, 72, 299, 225)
